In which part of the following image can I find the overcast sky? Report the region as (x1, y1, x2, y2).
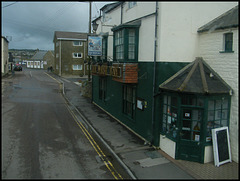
(1, 1, 112, 50)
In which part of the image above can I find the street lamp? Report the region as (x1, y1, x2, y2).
(92, 21, 99, 33)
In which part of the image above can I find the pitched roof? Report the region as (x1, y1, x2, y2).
(159, 57, 233, 95)
(31, 51, 47, 60)
(53, 31, 88, 42)
(100, 2, 122, 13)
(198, 5, 238, 33)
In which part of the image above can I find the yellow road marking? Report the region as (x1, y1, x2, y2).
(44, 72, 61, 84)
(66, 105, 123, 180)
(44, 72, 123, 179)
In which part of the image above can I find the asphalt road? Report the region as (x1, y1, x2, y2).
(1, 68, 127, 179)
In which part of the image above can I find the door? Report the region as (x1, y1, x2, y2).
(176, 107, 204, 163)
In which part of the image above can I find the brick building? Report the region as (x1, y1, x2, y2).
(53, 31, 89, 77)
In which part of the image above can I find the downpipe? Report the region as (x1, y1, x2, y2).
(151, 1, 159, 145)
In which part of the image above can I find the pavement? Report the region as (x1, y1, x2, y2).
(45, 72, 239, 179)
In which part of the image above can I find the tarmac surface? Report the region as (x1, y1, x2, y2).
(45, 73, 239, 179)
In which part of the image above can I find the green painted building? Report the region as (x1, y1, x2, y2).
(91, 2, 236, 163)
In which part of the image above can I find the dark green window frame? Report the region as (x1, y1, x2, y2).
(206, 96, 231, 143)
(113, 27, 139, 62)
(123, 84, 136, 119)
(220, 32, 234, 53)
(99, 77, 107, 101)
(160, 93, 231, 144)
(224, 33, 233, 52)
(161, 94, 179, 140)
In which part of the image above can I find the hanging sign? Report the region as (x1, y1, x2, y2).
(212, 127, 231, 167)
(88, 36, 102, 56)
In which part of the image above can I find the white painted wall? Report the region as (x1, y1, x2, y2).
(198, 29, 239, 163)
(159, 135, 176, 159)
(157, 2, 238, 62)
(1, 37, 9, 74)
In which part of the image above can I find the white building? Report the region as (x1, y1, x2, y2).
(198, 5, 238, 163)
(1, 36, 9, 75)
(91, 2, 238, 163)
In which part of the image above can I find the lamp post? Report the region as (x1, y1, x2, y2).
(87, 1, 99, 81)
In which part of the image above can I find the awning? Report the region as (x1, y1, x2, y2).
(159, 57, 233, 95)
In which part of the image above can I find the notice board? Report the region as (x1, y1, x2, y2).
(212, 127, 231, 167)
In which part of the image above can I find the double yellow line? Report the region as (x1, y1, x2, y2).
(66, 105, 123, 180)
(44, 72, 123, 179)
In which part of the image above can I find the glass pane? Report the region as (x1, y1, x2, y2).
(222, 110, 228, 119)
(222, 119, 228, 127)
(216, 100, 221, 109)
(171, 96, 178, 107)
(197, 98, 204, 107)
(163, 95, 167, 104)
(208, 111, 214, 121)
(222, 99, 228, 109)
(208, 100, 214, 110)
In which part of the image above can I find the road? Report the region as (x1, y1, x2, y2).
(1, 68, 128, 179)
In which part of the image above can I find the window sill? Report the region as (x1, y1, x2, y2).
(219, 51, 234, 53)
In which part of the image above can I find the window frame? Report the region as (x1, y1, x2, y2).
(113, 27, 139, 62)
(73, 41, 83, 46)
(73, 52, 83, 58)
(220, 32, 234, 53)
(72, 64, 83, 70)
(99, 77, 107, 101)
(128, 2, 137, 9)
(123, 84, 136, 119)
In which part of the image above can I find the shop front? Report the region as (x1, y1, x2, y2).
(159, 58, 233, 163)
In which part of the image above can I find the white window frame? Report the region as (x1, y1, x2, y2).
(73, 41, 83, 46)
(73, 52, 83, 58)
(72, 64, 83, 70)
(128, 2, 137, 9)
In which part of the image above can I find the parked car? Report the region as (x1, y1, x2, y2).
(14, 65, 22, 71)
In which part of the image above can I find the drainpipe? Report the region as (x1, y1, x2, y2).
(151, 1, 158, 144)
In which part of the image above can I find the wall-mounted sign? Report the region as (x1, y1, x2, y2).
(185, 113, 190, 118)
(88, 36, 102, 56)
(212, 127, 231, 167)
(91, 64, 122, 78)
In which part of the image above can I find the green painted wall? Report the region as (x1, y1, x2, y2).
(92, 61, 188, 146)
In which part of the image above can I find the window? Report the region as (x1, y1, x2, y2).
(72, 64, 82, 70)
(99, 78, 106, 101)
(73, 41, 82, 46)
(123, 85, 136, 119)
(224, 33, 233, 52)
(220, 33, 234, 53)
(128, 2, 137, 9)
(162, 95, 178, 139)
(113, 28, 139, 62)
(206, 97, 230, 142)
(115, 29, 124, 60)
(128, 29, 136, 60)
(73, 53, 82, 58)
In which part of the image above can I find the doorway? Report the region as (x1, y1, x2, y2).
(176, 107, 204, 163)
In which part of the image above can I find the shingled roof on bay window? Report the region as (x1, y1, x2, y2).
(159, 57, 233, 95)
